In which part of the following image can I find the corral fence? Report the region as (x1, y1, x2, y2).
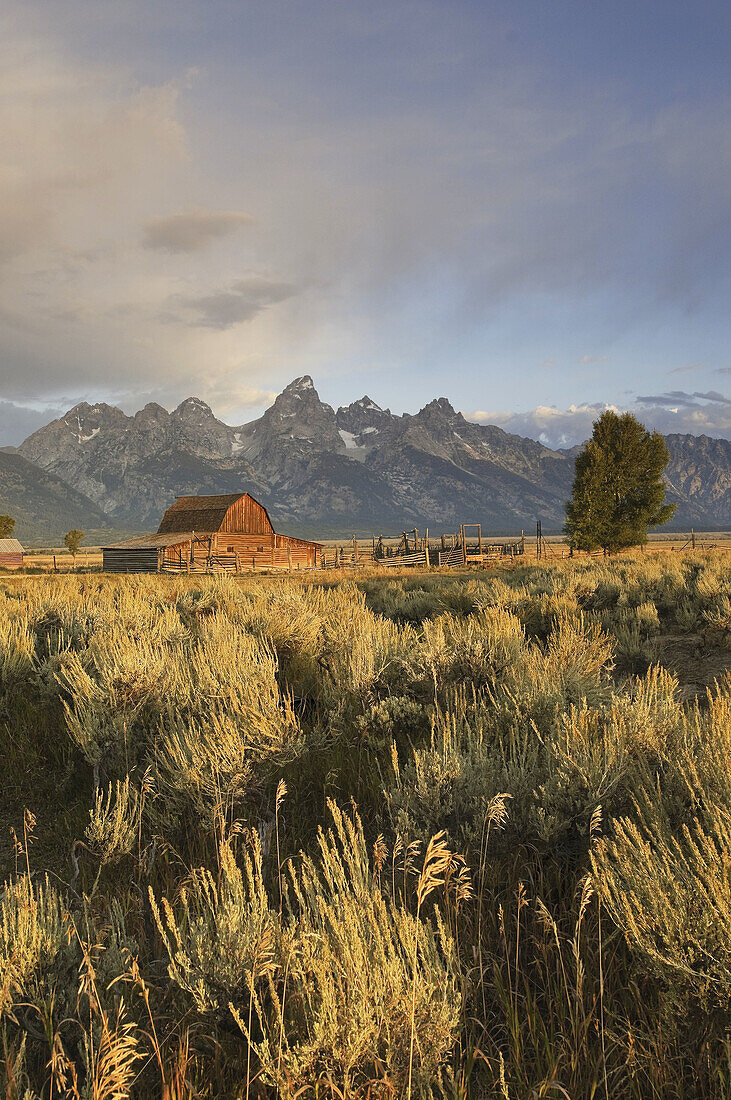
(321, 525, 526, 570)
(161, 553, 238, 574)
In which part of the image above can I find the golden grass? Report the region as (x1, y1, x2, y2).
(0, 552, 729, 1097)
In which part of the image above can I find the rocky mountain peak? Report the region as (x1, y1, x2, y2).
(166, 397, 236, 460)
(134, 402, 169, 423)
(274, 375, 326, 409)
(287, 375, 315, 392)
(14, 376, 730, 535)
(336, 394, 394, 437)
(418, 397, 459, 419)
(266, 375, 331, 422)
(64, 400, 124, 423)
(60, 402, 128, 442)
(235, 372, 342, 458)
(172, 397, 216, 420)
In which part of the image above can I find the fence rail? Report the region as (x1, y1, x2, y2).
(438, 547, 466, 567)
(378, 549, 430, 568)
(161, 554, 238, 574)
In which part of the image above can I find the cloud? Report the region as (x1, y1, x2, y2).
(142, 208, 254, 252)
(0, 11, 188, 267)
(579, 355, 607, 365)
(668, 363, 702, 376)
(2, 0, 731, 442)
(0, 401, 66, 447)
(175, 277, 299, 329)
(466, 403, 619, 449)
(466, 390, 730, 448)
(636, 390, 730, 407)
(202, 385, 278, 420)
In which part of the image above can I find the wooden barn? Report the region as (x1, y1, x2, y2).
(102, 492, 321, 574)
(0, 538, 24, 569)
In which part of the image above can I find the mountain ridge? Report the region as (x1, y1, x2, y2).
(0, 450, 114, 543)
(15, 377, 730, 537)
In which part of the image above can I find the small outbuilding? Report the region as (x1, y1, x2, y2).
(0, 538, 24, 569)
(102, 492, 321, 573)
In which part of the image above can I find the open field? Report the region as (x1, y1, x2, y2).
(7, 530, 731, 574)
(1, 553, 730, 1097)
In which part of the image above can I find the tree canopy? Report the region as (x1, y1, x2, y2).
(0, 515, 15, 539)
(564, 411, 676, 554)
(64, 529, 85, 558)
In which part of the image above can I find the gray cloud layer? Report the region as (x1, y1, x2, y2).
(0, 401, 66, 447)
(174, 277, 299, 329)
(142, 209, 254, 252)
(469, 391, 731, 449)
(1, 1, 729, 442)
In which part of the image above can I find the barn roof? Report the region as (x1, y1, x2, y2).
(102, 532, 211, 551)
(0, 538, 23, 553)
(156, 493, 267, 534)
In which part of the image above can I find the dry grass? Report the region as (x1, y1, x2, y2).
(0, 552, 729, 1096)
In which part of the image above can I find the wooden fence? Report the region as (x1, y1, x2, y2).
(161, 553, 238, 574)
(438, 546, 466, 567)
(321, 525, 526, 571)
(378, 548, 431, 568)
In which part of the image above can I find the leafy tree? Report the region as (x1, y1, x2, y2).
(0, 514, 15, 538)
(64, 529, 85, 560)
(565, 411, 676, 554)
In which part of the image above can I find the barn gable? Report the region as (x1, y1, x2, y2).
(157, 493, 274, 536)
(104, 491, 319, 573)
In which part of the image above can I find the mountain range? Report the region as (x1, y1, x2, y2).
(0, 449, 112, 543)
(5, 376, 730, 542)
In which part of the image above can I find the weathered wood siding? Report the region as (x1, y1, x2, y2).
(210, 532, 320, 566)
(219, 495, 274, 535)
(236, 547, 319, 569)
(103, 548, 160, 573)
(0, 553, 23, 568)
(213, 532, 275, 552)
(106, 493, 320, 572)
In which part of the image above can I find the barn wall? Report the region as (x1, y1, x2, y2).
(212, 532, 276, 552)
(161, 539, 198, 563)
(277, 534, 322, 552)
(220, 495, 273, 535)
(235, 547, 319, 569)
(159, 547, 319, 572)
(103, 548, 160, 573)
(0, 554, 23, 569)
(212, 531, 320, 567)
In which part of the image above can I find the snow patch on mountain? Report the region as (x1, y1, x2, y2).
(339, 429, 358, 450)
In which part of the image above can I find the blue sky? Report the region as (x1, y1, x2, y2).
(0, 0, 729, 446)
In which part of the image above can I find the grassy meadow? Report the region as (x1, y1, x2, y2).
(1, 553, 730, 1098)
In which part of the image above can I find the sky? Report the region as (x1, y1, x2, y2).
(1, 0, 730, 449)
